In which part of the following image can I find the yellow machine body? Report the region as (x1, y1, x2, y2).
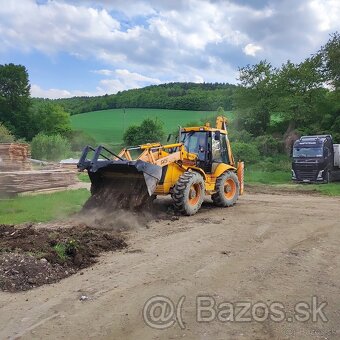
(78, 116, 244, 215)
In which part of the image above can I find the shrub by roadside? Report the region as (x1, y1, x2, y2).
(31, 133, 71, 161)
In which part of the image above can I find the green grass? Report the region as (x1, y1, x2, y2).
(245, 170, 291, 184)
(71, 108, 233, 145)
(305, 183, 340, 196)
(0, 189, 90, 224)
(246, 169, 340, 196)
(54, 243, 68, 261)
(78, 172, 90, 183)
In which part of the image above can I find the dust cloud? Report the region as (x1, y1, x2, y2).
(72, 208, 155, 231)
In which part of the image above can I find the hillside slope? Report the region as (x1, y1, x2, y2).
(47, 82, 236, 115)
(71, 108, 233, 145)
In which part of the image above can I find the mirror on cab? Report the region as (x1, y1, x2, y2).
(214, 130, 221, 140)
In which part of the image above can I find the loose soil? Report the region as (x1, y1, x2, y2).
(83, 176, 155, 211)
(0, 224, 126, 292)
(1, 189, 340, 339)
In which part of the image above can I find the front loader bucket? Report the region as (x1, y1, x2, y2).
(78, 146, 162, 210)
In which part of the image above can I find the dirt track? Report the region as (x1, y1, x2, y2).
(1, 191, 340, 339)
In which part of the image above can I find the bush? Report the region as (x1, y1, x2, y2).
(255, 135, 283, 156)
(31, 133, 71, 161)
(0, 123, 15, 143)
(66, 130, 96, 151)
(255, 155, 291, 172)
(229, 129, 253, 143)
(232, 142, 260, 164)
(123, 118, 165, 145)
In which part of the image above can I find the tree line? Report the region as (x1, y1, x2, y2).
(46, 82, 236, 115)
(233, 32, 340, 145)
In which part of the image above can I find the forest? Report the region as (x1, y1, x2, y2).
(42, 82, 237, 115)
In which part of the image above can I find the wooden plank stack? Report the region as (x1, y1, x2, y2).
(0, 143, 78, 197)
(0, 143, 32, 171)
(0, 169, 77, 197)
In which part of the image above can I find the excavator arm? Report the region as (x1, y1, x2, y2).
(215, 116, 228, 130)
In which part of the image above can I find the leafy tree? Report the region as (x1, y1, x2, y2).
(318, 32, 340, 90)
(123, 118, 165, 145)
(255, 135, 283, 156)
(275, 57, 324, 130)
(232, 142, 260, 163)
(233, 56, 327, 139)
(233, 61, 277, 135)
(0, 123, 15, 143)
(30, 102, 71, 137)
(228, 129, 253, 143)
(0, 64, 31, 138)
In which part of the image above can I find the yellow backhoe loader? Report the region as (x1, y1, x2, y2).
(78, 116, 244, 215)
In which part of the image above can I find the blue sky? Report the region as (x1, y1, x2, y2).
(1, 0, 340, 98)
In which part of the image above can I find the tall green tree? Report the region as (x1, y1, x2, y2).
(319, 32, 340, 90)
(0, 63, 31, 138)
(30, 101, 71, 138)
(275, 56, 325, 132)
(233, 60, 277, 135)
(318, 32, 340, 141)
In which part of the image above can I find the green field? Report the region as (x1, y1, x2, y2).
(71, 108, 232, 145)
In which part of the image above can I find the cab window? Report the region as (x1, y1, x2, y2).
(212, 132, 229, 163)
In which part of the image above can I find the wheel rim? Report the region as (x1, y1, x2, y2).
(188, 183, 201, 206)
(224, 178, 237, 199)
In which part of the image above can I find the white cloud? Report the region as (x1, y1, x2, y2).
(309, 0, 340, 32)
(92, 69, 114, 76)
(95, 69, 162, 95)
(3, 0, 340, 96)
(115, 69, 161, 84)
(193, 75, 204, 83)
(243, 43, 263, 56)
(0, 1, 122, 55)
(32, 69, 162, 98)
(31, 84, 98, 99)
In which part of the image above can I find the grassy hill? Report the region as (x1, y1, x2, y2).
(71, 108, 233, 145)
(52, 82, 236, 115)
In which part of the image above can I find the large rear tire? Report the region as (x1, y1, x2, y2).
(212, 171, 239, 207)
(172, 171, 205, 216)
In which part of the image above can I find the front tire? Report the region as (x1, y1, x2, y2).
(172, 171, 205, 215)
(212, 171, 239, 207)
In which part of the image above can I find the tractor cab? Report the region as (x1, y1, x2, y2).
(180, 128, 232, 173)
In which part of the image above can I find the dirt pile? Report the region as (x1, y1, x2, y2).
(0, 224, 127, 292)
(83, 176, 154, 211)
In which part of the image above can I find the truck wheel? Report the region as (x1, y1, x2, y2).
(172, 171, 205, 216)
(212, 171, 240, 207)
